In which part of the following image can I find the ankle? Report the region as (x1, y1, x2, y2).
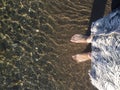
(86, 36, 92, 43)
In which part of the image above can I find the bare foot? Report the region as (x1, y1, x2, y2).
(70, 34, 92, 43)
(72, 52, 91, 63)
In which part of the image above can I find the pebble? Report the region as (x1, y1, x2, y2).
(36, 29, 39, 32)
(35, 59, 39, 61)
(35, 47, 38, 50)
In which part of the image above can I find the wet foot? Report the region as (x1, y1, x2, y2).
(70, 34, 92, 43)
(72, 52, 91, 63)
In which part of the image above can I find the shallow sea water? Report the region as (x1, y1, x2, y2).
(0, 0, 111, 90)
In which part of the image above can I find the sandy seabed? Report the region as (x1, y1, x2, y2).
(0, 0, 111, 90)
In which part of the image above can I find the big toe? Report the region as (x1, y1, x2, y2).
(72, 55, 79, 63)
(72, 55, 76, 60)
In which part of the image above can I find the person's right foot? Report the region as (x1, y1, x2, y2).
(70, 34, 92, 43)
(72, 52, 91, 63)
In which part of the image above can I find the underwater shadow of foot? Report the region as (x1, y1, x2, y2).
(84, 0, 107, 52)
(86, 0, 107, 36)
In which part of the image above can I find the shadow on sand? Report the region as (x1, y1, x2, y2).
(84, 0, 108, 52)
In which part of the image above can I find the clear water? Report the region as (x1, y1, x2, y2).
(0, 0, 111, 90)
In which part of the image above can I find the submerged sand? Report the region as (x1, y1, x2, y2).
(0, 0, 111, 89)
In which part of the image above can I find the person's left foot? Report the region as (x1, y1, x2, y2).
(70, 34, 92, 43)
(72, 53, 91, 63)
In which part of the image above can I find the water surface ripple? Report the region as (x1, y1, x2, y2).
(0, 0, 110, 90)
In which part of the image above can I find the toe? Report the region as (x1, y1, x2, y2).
(70, 34, 80, 42)
(72, 55, 76, 60)
(72, 55, 80, 63)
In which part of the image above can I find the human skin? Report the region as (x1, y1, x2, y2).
(70, 34, 92, 63)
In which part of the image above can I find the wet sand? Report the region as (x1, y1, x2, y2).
(0, 0, 111, 90)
